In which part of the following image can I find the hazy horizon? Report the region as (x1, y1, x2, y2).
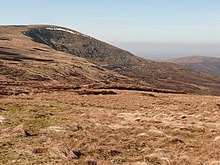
(1, 0, 220, 59)
(111, 42, 220, 60)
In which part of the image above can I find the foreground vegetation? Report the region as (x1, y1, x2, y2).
(0, 90, 220, 164)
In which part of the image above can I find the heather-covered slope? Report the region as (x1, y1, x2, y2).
(0, 25, 132, 95)
(24, 25, 220, 95)
(0, 25, 220, 95)
(25, 26, 143, 66)
(1, 25, 220, 165)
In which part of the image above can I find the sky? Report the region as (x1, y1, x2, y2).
(1, 0, 220, 59)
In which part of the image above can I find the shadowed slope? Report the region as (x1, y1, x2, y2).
(25, 26, 143, 66)
(24, 25, 220, 95)
(0, 25, 133, 95)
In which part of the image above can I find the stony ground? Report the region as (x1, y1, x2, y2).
(0, 90, 220, 165)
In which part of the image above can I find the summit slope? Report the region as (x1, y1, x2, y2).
(1, 25, 220, 165)
(0, 25, 133, 95)
(24, 25, 220, 95)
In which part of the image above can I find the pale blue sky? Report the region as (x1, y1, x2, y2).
(1, 0, 220, 58)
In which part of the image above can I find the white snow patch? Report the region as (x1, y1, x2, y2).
(46, 27, 91, 38)
(82, 34, 92, 39)
(46, 27, 76, 35)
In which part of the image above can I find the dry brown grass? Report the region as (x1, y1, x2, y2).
(1, 25, 220, 165)
(0, 90, 220, 164)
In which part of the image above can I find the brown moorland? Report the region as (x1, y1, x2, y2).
(0, 90, 220, 164)
(24, 25, 220, 95)
(0, 25, 220, 164)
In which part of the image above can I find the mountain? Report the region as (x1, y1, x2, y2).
(25, 25, 143, 66)
(1, 25, 220, 164)
(159, 56, 220, 76)
(0, 25, 133, 95)
(1, 25, 220, 95)
(24, 25, 220, 95)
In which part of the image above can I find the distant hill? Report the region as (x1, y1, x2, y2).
(0, 25, 220, 95)
(0, 25, 131, 95)
(160, 56, 220, 75)
(25, 25, 144, 66)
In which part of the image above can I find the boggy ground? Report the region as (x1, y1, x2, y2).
(0, 90, 220, 165)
